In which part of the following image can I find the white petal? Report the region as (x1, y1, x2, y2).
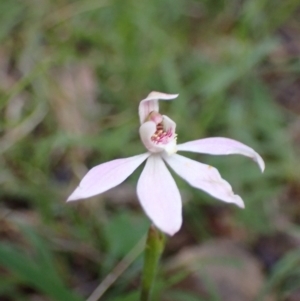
(160, 115, 178, 154)
(177, 137, 265, 172)
(138, 91, 178, 124)
(67, 153, 150, 201)
(137, 155, 182, 235)
(163, 154, 245, 208)
(139, 121, 164, 153)
(163, 139, 177, 155)
(162, 115, 177, 133)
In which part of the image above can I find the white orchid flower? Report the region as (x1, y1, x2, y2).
(67, 92, 265, 236)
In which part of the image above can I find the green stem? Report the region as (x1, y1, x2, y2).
(140, 225, 165, 301)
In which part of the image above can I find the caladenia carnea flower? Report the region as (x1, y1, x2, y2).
(67, 92, 265, 236)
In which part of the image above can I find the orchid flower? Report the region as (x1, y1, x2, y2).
(67, 92, 264, 236)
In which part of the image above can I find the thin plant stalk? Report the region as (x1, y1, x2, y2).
(140, 225, 165, 301)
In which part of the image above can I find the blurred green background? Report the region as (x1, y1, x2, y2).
(1, 0, 300, 300)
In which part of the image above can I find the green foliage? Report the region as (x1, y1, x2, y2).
(1, 0, 300, 300)
(0, 228, 83, 301)
(257, 249, 300, 300)
(104, 211, 149, 259)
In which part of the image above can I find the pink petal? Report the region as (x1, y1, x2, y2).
(137, 155, 182, 235)
(138, 91, 178, 124)
(177, 137, 265, 172)
(67, 153, 150, 201)
(163, 154, 245, 208)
